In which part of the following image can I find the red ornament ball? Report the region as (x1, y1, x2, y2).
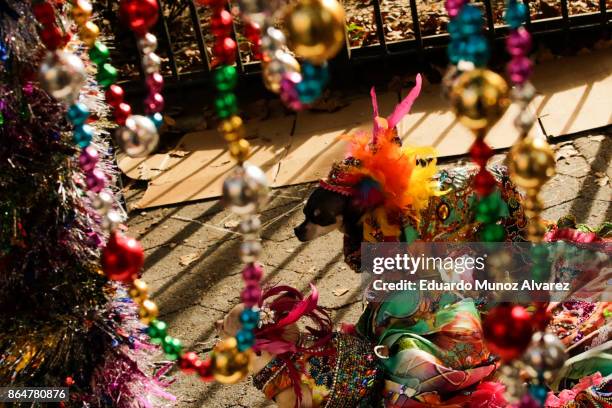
(470, 138, 494, 167)
(179, 351, 200, 374)
(105, 85, 125, 108)
(101, 231, 144, 282)
(211, 9, 233, 37)
(483, 304, 534, 361)
(198, 357, 214, 381)
(119, 0, 159, 37)
(213, 37, 237, 65)
(33, 2, 56, 25)
(40, 25, 65, 50)
(473, 168, 497, 196)
(114, 102, 132, 126)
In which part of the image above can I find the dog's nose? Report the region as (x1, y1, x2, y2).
(294, 225, 307, 241)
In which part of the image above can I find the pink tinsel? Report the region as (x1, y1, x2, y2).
(469, 381, 507, 408)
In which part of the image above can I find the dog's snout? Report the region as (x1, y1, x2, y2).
(294, 222, 309, 242)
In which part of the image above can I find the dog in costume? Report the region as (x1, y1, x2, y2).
(217, 284, 510, 408)
(294, 74, 527, 271)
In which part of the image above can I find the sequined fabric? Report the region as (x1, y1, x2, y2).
(252, 332, 382, 407)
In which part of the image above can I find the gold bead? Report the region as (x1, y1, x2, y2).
(211, 337, 252, 384)
(219, 116, 245, 142)
(129, 278, 149, 303)
(79, 21, 100, 47)
(508, 136, 556, 191)
(140, 299, 159, 324)
(450, 69, 510, 131)
(229, 139, 250, 163)
(261, 52, 300, 93)
(72, 0, 93, 26)
(284, 0, 346, 65)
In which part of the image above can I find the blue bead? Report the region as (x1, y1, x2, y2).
(464, 35, 490, 66)
(67, 103, 90, 125)
(447, 40, 464, 64)
(0, 41, 8, 62)
(457, 5, 483, 36)
(239, 308, 260, 330)
(528, 384, 548, 404)
(448, 19, 464, 40)
(73, 124, 93, 148)
(236, 329, 255, 351)
(505, 1, 528, 29)
(150, 112, 163, 128)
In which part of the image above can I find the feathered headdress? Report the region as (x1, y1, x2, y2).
(321, 74, 440, 215)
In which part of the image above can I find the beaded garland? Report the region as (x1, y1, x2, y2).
(99, 0, 270, 385)
(445, 1, 509, 243)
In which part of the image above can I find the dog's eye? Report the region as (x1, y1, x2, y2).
(313, 209, 321, 217)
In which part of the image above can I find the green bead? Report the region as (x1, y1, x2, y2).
(0, 111, 4, 126)
(480, 223, 505, 242)
(162, 335, 182, 358)
(531, 263, 550, 282)
(96, 63, 118, 88)
(147, 319, 167, 344)
(214, 92, 238, 119)
(89, 41, 110, 65)
(530, 244, 549, 260)
(213, 65, 238, 92)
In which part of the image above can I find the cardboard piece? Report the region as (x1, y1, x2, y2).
(121, 49, 611, 208)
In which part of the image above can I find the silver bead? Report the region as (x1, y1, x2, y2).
(138, 33, 158, 54)
(514, 109, 536, 134)
(511, 82, 536, 105)
(39, 51, 86, 104)
(141, 52, 161, 74)
(222, 164, 269, 215)
(238, 216, 262, 235)
(523, 332, 567, 374)
(261, 27, 286, 57)
(102, 210, 122, 231)
(92, 190, 114, 214)
(240, 240, 262, 263)
(115, 115, 159, 158)
(262, 51, 300, 93)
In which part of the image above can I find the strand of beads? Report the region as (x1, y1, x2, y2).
(446, 2, 510, 242)
(34, 1, 116, 225)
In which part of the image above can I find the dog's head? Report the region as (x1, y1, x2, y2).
(294, 187, 349, 242)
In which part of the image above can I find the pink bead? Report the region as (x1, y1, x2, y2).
(79, 146, 99, 172)
(280, 72, 306, 111)
(242, 263, 263, 281)
(145, 93, 164, 114)
(86, 168, 106, 193)
(445, 0, 467, 17)
(506, 27, 532, 57)
(508, 56, 533, 84)
(241, 282, 261, 307)
(145, 72, 164, 93)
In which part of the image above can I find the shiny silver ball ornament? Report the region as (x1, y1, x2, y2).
(138, 33, 158, 54)
(511, 81, 536, 105)
(39, 51, 87, 104)
(142, 52, 161, 74)
(240, 240, 263, 263)
(514, 109, 536, 134)
(115, 115, 159, 158)
(523, 331, 567, 380)
(261, 26, 287, 57)
(238, 216, 262, 235)
(92, 190, 114, 214)
(262, 51, 300, 93)
(222, 164, 269, 215)
(102, 210, 122, 231)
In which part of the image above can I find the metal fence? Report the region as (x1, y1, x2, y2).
(109, 0, 611, 89)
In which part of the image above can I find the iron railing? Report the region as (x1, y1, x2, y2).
(108, 0, 611, 90)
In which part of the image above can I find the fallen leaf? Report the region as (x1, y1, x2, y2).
(179, 252, 199, 267)
(333, 288, 349, 296)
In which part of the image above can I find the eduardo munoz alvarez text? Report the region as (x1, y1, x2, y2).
(369, 254, 571, 292)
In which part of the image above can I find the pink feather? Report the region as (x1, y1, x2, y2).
(387, 73, 422, 129)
